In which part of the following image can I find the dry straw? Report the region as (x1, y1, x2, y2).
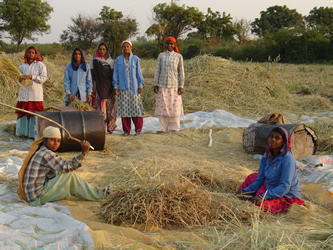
(98, 169, 256, 229)
(0, 52, 32, 87)
(183, 55, 290, 116)
(68, 98, 95, 111)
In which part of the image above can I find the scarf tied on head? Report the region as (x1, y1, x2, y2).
(166, 36, 179, 53)
(24, 47, 44, 63)
(94, 42, 111, 59)
(265, 127, 291, 162)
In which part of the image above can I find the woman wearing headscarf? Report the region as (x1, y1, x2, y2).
(90, 42, 116, 133)
(16, 46, 47, 138)
(112, 40, 144, 136)
(64, 48, 92, 105)
(154, 36, 184, 133)
(236, 127, 304, 213)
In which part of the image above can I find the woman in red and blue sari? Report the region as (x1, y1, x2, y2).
(16, 47, 47, 138)
(236, 127, 304, 213)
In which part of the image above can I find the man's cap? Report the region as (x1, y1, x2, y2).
(43, 126, 61, 139)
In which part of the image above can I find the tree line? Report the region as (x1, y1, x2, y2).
(1, 1, 333, 63)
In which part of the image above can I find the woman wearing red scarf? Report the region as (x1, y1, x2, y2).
(90, 43, 116, 133)
(236, 127, 305, 213)
(16, 47, 47, 138)
(154, 36, 184, 133)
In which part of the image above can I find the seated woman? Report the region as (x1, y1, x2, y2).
(236, 127, 304, 213)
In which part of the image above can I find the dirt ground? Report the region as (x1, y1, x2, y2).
(66, 127, 257, 188)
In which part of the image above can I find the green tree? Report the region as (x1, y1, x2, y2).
(0, 0, 53, 52)
(251, 5, 304, 37)
(98, 6, 138, 58)
(60, 14, 102, 50)
(305, 7, 333, 37)
(146, 23, 168, 52)
(146, 3, 203, 51)
(196, 8, 235, 43)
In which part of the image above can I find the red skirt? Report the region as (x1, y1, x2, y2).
(239, 173, 305, 213)
(16, 101, 44, 120)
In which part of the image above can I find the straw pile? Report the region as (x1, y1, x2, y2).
(98, 168, 257, 229)
(182, 169, 239, 193)
(183, 55, 290, 116)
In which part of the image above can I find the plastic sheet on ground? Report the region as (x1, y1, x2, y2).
(0, 182, 94, 249)
(298, 155, 333, 193)
(112, 109, 256, 134)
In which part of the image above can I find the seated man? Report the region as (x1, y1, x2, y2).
(17, 126, 110, 205)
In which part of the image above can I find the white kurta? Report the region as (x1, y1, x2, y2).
(18, 61, 47, 102)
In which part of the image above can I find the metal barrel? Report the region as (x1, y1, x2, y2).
(34, 111, 105, 152)
(243, 123, 317, 159)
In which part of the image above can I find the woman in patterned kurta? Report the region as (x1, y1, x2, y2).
(154, 36, 184, 133)
(112, 40, 144, 136)
(236, 127, 304, 213)
(16, 47, 47, 138)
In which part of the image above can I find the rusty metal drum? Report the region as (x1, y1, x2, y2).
(34, 111, 105, 152)
(243, 123, 317, 159)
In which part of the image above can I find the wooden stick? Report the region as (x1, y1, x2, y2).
(0, 101, 94, 150)
(208, 129, 213, 147)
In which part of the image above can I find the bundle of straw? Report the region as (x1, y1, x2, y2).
(0, 52, 32, 86)
(69, 98, 95, 111)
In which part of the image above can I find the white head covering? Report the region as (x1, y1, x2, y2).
(121, 40, 132, 47)
(43, 126, 61, 139)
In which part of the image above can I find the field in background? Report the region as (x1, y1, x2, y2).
(1, 53, 332, 115)
(1, 53, 332, 151)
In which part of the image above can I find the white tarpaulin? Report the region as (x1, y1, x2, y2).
(0, 156, 94, 249)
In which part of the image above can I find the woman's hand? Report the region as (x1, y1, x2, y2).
(250, 195, 263, 204)
(138, 88, 143, 94)
(178, 87, 184, 95)
(235, 189, 255, 200)
(114, 89, 119, 96)
(154, 86, 159, 94)
(86, 94, 91, 103)
(235, 189, 247, 195)
(68, 93, 74, 103)
(19, 75, 32, 82)
(81, 140, 91, 155)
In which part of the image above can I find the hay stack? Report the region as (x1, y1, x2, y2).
(98, 170, 257, 229)
(182, 169, 239, 193)
(184, 55, 290, 116)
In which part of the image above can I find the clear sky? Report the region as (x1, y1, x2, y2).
(31, 0, 333, 43)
